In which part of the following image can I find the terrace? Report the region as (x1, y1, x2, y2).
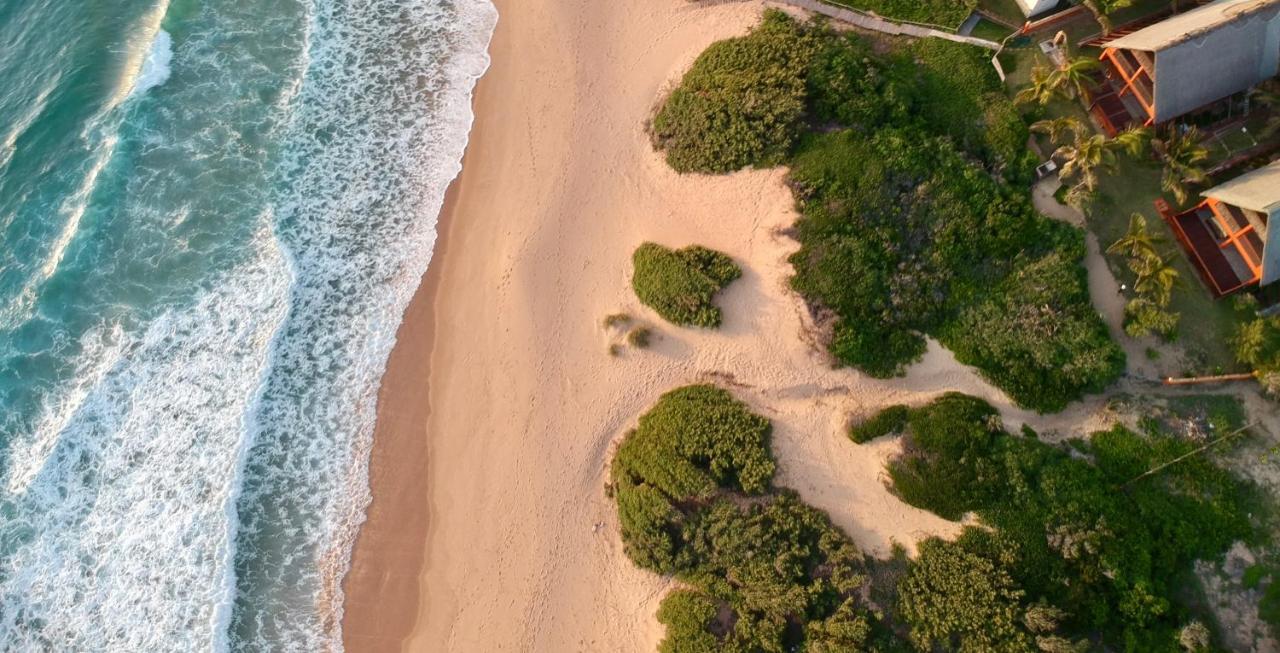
(1161, 198, 1265, 297)
(1088, 47, 1155, 135)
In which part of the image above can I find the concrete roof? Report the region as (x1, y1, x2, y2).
(1106, 0, 1280, 51)
(1203, 160, 1280, 215)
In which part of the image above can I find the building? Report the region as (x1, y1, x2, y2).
(1089, 0, 1280, 134)
(1162, 160, 1280, 297)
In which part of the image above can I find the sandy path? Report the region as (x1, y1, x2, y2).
(340, 2, 1168, 651)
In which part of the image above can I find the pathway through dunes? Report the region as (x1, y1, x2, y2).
(342, 1, 1280, 650)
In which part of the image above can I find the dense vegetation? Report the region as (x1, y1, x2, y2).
(652, 12, 1118, 411)
(653, 11, 1032, 179)
(616, 388, 1266, 651)
(788, 131, 1121, 410)
(631, 243, 741, 328)
(880, 393, 1261, 650)
(611, 385, 889, 652)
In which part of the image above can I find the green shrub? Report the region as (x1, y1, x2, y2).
(898, 537, 1031, 652)
(650, 10, 817, 173)
(655, 590, 721, 653)
(1261, 580, 1280, 632)
(884, 393, 1260, 648)
(910, 39, 1034, 181)
(628, 326, 653, 348)
(850, 404, 908, 443)
(944, 251, 1125, 412)
(631, 243, 741, 328)
(612, 385, 882, 651)
(787, 130, 1121, 408)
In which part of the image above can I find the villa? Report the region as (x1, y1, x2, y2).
(1088, 0, 1280, 135)
(1162, 159, 1280, 297)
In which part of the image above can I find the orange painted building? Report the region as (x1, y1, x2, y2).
(1090, 0, 1280, 135)
(1162, 160, 1280, 297)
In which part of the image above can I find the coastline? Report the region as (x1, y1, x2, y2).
(338, 168, 462, 650)
(340, 0, 1111, 650)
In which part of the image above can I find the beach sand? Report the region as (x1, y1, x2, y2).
(339, 0, 1122, 650)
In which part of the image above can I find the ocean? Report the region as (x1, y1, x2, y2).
(0, 0, 495, 649)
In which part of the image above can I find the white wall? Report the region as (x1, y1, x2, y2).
(1015, 0, 1057, 18)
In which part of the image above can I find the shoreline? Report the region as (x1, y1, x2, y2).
(338, 163, 463, 649)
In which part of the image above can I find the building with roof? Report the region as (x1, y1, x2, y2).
(1161, 159, 1280, 297)
(1089, 0, 1280, 134)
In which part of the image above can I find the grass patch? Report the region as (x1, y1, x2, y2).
(631, 243, 741, 328)
(886, 393, 1264, 649)
(970, 17, 1014, 42)
(978, 0, 1027, 25)
(1089, 161, 1249, 373)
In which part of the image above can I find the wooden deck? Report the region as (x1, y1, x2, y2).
(1161, 201, 1253, 298)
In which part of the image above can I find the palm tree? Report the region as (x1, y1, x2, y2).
(1049, 57, 1101, 101)
(1107, 212, 1164, 261)
(1250, 83, 1280, 139)
(1030, 117, 1086, 144)
(1112, 125, 1150, 156)
(1055, 127, 1147, 191)
(1132, 252, 1180, 306)
(1151, 126, 1209, 204)
(1232, 319, 1269, 367)
(1016, 58, 1101, 107)
(1082, 0, 1134, 35)
(1016, 66, 1058, 107)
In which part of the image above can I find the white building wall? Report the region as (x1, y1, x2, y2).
(1015, 0, 1057, 17)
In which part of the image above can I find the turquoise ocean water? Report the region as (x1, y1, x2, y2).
(0, 0, 495, 648)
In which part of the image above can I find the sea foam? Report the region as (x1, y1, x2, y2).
(131, 30, 173, 98)
(0, 0, 497, 650)
(226, 0, 497, 648)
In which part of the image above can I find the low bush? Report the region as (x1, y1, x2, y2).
(611, 385, 885, 651)
(631, 243, 741, 328)
(849, 404, 908, 443)
(885, 393, 1261, 649)
(650, 10, 816, 173)
(628, 326, 653, 348)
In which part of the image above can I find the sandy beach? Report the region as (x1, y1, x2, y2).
(339, 0, 1126, 650)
